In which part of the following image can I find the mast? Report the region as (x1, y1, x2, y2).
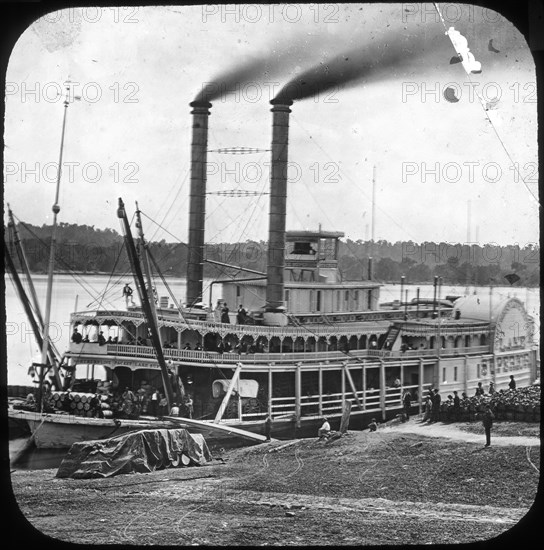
(135, 203, 161, 347)
(4, 246, 48, 363)
(8, 205, 43, 327)
(7, 206, 61, 365)
(117, 198, 175, 409)
(371, 165, 376, 244)
(465, 200, 471, 294)
(369, 165, 376, 281)
(39, 85, 75, 390)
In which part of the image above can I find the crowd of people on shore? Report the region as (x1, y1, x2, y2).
(419, 376, 540, 423)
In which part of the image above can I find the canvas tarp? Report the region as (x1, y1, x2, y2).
(56, 428, 212, 479)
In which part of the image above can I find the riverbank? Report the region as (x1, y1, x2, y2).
(8, 420, 540, 546)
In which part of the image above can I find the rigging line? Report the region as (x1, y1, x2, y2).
(93, 237, 127, 313)
(221, 148, 270, 244)
(141, 211, 185, 244)
(433, 2, 540, 207)
(85, 237, 136, 308)
(83, 213, 140, 310)
(148, 164, 191, 243)
(138, 212, 191, 280)
(215, 177, 269, 261)
(147, 161, 190, 241)
(290, 114, 419, 243)
(13, 216, 120, 311)
(13, 218, 111, 308)
(145, 249, 230, 379)
(205, 148, 269, 243)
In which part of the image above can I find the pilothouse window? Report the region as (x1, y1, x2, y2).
(291, 242, 316, 255)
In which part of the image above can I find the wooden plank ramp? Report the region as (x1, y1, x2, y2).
(162, 416, 268, 443)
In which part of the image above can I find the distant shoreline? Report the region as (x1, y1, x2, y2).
(5, 271, 540, 289)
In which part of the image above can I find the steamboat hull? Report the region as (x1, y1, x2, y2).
(8, 400, 413, 451)
(8, 410, 181, 449)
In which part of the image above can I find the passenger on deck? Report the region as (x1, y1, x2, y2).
(237, 304, 247, 324)
(82, 335, 90, 343)
(149, 388, 159, 416)
(71, 328, 82, 344)
(195, 342, 202, 351)
(122, 283, 134, 308)
(214, 300, 223, 322)
(158, 393, 168, 416)
(221, 303, 230, 323)
(121, 387, 137, 418)
(98, 332, 106, 346)
(183, 343, 192, 350)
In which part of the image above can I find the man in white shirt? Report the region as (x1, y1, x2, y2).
(318, 417, 331, 440)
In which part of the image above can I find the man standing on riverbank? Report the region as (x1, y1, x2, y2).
(402, 390, 412, 420)
(431, 389, 441, 422)
(482, 405, 495, 447)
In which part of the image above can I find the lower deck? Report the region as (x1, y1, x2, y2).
(63, 345, 538, 426)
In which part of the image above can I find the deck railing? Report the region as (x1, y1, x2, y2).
(67, 342, 492, 364)
(259, 382, 433, 421)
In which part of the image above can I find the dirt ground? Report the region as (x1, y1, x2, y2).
(7, 419, 541, 546)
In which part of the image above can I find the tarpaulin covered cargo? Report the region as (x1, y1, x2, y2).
(56, 428, 212, 479)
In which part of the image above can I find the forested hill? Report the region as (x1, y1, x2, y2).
(4, 222, 540, 286)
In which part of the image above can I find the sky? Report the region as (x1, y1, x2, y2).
(3, 3, 539, 249)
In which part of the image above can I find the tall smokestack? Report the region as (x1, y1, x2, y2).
(263, 98, 293, 326)
(186, 100, 212, 307)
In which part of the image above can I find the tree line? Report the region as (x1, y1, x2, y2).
(5, 222, 540, 287)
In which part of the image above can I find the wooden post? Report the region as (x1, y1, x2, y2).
(344, 363, 363, 410)
(214, 363, 242, 423)
(341, 363, 346, 408)
(379, 359, 386, 421)
(295, 362, 301, 428)
(362, 362, 366, 410)
(268, 366, 273, 417)
(464, 355, 469, 394)
(318, 364, 323, 416)
(418, 358, 424, 414)
(339, 399, 352, 433)
(237, 371, 242, 422)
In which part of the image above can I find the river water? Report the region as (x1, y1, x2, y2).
(4, 273, 540, 386)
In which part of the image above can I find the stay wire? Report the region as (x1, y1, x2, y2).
(433, 2, 540, 207)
